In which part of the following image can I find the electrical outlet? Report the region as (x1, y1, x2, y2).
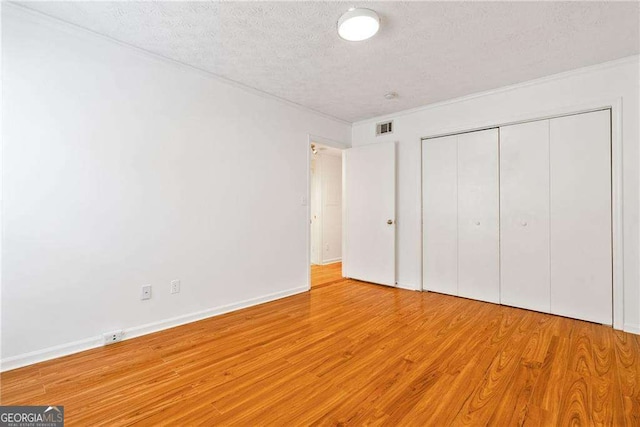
(103, 330, 124, 345)
(141, 285, 152, 300)
(170, 280, 180, 294)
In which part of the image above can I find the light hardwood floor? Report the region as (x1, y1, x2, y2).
(2, 267, 639, 425)
(311, 262, 343, 288)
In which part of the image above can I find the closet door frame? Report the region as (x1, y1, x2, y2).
(420, 97, 623, 330)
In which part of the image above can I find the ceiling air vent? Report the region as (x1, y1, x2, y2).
(376, 120, 394, 136)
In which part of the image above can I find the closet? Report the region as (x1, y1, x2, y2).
(422, 128, 499, 304)
(422, 109, 612, 325)
(500, 120, 551, 314)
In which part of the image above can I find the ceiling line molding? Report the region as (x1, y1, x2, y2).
(5, 2, 352, 126)
(353, 54, 640, 126)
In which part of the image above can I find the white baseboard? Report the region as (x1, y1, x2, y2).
(624, 323, 640, 335)
(0, 285, 308, 372)
(396, 282, 419, 291)
(1, 335, 105, 373)
(321, 258, 341, 265)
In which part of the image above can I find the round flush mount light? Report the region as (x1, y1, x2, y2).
(384, 92, 398, 100)
(337, 8, 380, 41)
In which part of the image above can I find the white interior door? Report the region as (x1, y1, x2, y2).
(343, 142, 396, 286)
(422, 135, 458, 295)
(499, 120, 551, 313)
(321, 154, 343, 264)
(550, 110, 612, 324)
(457, 129, 500, 303)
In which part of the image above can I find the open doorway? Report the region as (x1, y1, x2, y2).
(306, 137, 396, 290)
(309, 140, 344, 288)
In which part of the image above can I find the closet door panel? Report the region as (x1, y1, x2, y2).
(499, 120, 551, 313)
(422, 136, 458, 295)
(457, 129, 500, 303)
(550, 110, 612, 324)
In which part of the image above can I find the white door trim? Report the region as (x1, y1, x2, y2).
(419, 97, 624, 330)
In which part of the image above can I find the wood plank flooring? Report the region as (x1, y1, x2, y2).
(311, 262, 343, 288)
(2, 267, 639, 425)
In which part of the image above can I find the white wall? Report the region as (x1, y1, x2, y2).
(352, 56, 640, 333)
(310, 156, 322, 264)
(320, 153, 342, 263)
(1, 5, 350, 369)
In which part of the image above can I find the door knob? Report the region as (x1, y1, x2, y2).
(521, 221, 528, 227)
(387, 219, 393, 225)
(475, 221, 481, 226)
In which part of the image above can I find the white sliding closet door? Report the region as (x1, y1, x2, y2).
(550, 110, 612, 324)
(499, 121, 551, 313)
(457, 129, 500, 303)
(422, 110, 612, 324)
(422, 135, 458, 295)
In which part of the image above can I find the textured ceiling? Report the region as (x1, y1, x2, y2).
(15, 1, 640, 122)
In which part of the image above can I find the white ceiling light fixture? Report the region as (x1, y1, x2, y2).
(337, 8, 380, 41)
